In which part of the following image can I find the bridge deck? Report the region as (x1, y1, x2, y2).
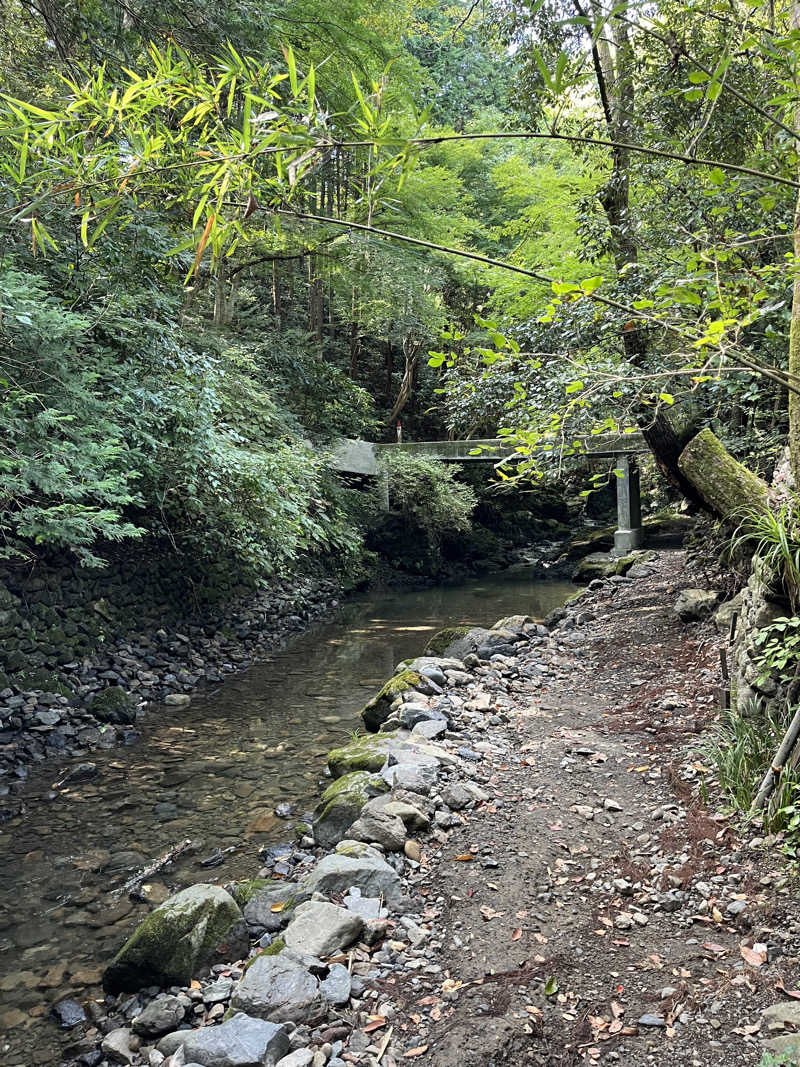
(376, 433, 645, 463)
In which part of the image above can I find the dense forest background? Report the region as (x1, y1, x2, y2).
(1, 0, 799, 586)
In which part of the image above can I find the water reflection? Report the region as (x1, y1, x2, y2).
(0, 566, 572, 1063)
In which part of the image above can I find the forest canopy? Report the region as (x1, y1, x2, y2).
(1, 0, 799, 574)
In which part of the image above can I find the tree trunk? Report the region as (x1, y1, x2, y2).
(678, 429, 769, 520)
(389, 335, 422, 423)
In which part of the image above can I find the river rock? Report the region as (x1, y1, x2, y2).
(132, 995, 186, 1038)
(441, 782, 474, 811)
(158, 1012, 290, 1066)
(361, 670, 424, 731)
(397, 703, 446, 730)
(411, 718, 447, 740)
(101, 1027, 140, 1065)
(348, 807, 407, 851)
(363, 795, 430, 831)
(381, 757, 439, 794)
(243, 882, 299, 932)
(51, 997, 86, 1029)
(276, 1052, 314, 1067)
(675, 588, 719, 622)
(313, 771, 388, 849)
(299, 852, 403, 904)
(424, 627, 492, 659)
(230, 955, 325, 1024)
(326, 733, 399, 778)
(319, 963, 351, 1006)
(283, 901, 363, 956)
(103, 884, 248, 993)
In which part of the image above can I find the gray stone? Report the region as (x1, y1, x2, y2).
(319, 963, 352, 1006)
(104, 884, 248, 993)
(52, 998, 87, 1029)
(411, 719, 447, 740)
(762, 1001, 800, 1032)
(158, 1013, 290, 1066)
(300, 852, 403, 904)
(164, 693, 191, 706)
(637, 1014, 666, 1029)
(102, 1028, 140, 1065)
(674, 588, 719, 622)
(714, 594, 743, 634)
(203, 976, 235, 1004)
(349, 808, 407, 851)
(276, 1052, 315, 1067)
(243, 882, 299, 931)
(380, 760, 439, 794)
(397, 703, 446, 730)
(132, 995, 186, 1038)
(440, 783, 473, 811)
(368, 797, 430, 831)
(283, 901, 363, 957)
(230, 954, 325, 1024)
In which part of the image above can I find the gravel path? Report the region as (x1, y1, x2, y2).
(387, 549, 798, 1066)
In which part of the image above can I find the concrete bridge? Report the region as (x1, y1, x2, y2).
(331, 434, 648, 555)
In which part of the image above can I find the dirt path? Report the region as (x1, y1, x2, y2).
(384, 550, 798, 1067)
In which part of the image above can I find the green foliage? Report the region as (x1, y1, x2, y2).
(731, 505, 800, 609)
(383, 451, 477, 544)
(705, 700, 800, 831)
(753, 617, 800, 688)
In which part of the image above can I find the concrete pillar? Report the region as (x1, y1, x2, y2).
(613, 454, 643, 555)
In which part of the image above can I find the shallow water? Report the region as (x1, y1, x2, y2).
(0, 566, 573, 1064)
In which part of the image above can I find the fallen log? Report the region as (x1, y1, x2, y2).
(677, 428, 769, 521)
(119, 838, 193, 898)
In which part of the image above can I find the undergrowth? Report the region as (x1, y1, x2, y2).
(705, 700, 800, 833)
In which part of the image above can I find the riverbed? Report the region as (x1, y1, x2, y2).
(0, 566, 574, 1065)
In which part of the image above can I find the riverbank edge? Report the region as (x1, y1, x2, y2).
(0, 523, 578, 796)
(34, 547, 671, 1067)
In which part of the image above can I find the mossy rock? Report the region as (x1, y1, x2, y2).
(424, 626, 472, 657)
(232, 878, 273, 907)
(572, 552, 636, 582)
(103, 884, 249, 993)
(92, 685, 137, 724)
(326, 732, 400, 778)
(12, 667, 71, 696)
(361, 670, 421, 732)
(314, 771, 388, 850)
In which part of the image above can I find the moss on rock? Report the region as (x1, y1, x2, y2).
(232, 878, 273, 907)
(361, 670, 421, 731)
(424, 626, 472, 657)
(103, 884, 248, 993)
(314, 770, 388, 849)
(326, 732, 400, 778)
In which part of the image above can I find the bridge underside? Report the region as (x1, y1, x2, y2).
(331, 436, 646, 557)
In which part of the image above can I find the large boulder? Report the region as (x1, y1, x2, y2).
(313, 771, 388, 849)
(573, 552, 635, 582)
(326, 733, 399, 778)
(299, 851, 404, 904)
(424, 627, 491, 660)
(230, 954, 325, 1024)
(675, 588, 719, 622)
(158, 1012, 289, 1066)
(283, 901, 363, 956)
(361, 670, 423, 731)
(103, 884, 248, 993)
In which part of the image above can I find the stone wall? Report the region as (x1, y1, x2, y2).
(0, 543, 341, 780)
(0, 545, 258, 689)
(730, 558, 790, 714)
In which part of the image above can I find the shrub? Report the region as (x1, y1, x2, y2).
(382, 451, 477, 546)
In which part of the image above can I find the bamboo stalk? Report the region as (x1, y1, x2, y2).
(750, 706, 800, 812)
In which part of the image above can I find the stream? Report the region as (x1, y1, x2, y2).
(0, 565, 574, 1065)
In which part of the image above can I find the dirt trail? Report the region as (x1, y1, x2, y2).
(387, 550, 798, 1067)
